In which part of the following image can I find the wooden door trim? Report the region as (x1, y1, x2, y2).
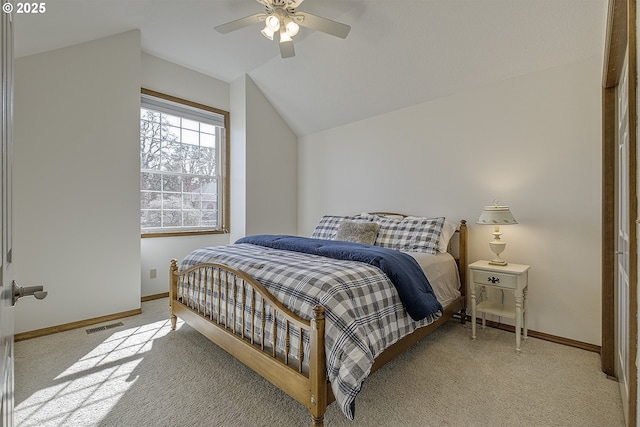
(602, 85, 616, 377)
(602, 1, 637, 425)
(602, 0, 627, 379)
(628, 1, 637, 424)
(604, 0, 628, 89)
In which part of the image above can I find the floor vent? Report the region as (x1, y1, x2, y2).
(86, 322, 124, 334)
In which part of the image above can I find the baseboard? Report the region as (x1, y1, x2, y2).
(14, 294, 168, 341)
(467, 316, 601, 353)
(14, 302, 600, 354)
(15, 308, 142, 342)
(141, 292, 169, 302)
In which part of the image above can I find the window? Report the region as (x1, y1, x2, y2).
(140, 89, 229, 237)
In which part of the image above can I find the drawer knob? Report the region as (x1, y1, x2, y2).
(487, 276, 500, 284)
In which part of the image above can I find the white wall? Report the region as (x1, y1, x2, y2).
(245, 75, 298, 236)
(13, 31, 141, 333)
(230, 74, 298, 242)
(141, 235, 228, 296)
(140, 53, 231, 296)
(142, 53, 230, 111)
(299, 56, 602, 345)
(230, 76, 247, 243)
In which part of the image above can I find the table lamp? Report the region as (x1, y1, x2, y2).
(477, 203, 517, 265)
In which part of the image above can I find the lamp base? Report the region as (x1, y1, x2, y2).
(488, 237, 507, 266)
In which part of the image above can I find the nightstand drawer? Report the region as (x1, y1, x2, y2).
(472, 270, 517, 289)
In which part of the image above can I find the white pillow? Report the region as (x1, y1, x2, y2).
(437, 221, 458, 253)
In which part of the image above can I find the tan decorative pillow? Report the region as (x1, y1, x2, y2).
(334, 221, 381, 245)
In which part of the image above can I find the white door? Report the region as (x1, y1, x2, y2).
(0, 5, 14, 427)
(616, 51, 630, 423)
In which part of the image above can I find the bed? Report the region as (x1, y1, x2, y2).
(169, 213, 468, 426)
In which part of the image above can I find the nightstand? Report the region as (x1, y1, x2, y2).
(469, 260, 530, 352)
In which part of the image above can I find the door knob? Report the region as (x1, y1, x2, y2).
(12, 281, 48, 306)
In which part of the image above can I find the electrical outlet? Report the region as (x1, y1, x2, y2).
(150, 269, 157, 279)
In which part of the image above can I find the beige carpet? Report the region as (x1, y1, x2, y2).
(14, 298, 624, 427)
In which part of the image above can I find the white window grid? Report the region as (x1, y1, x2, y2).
(140, 96, 225, 232)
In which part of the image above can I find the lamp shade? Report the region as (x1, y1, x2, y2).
(477, 205, 517, 225)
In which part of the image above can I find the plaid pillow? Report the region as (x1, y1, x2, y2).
(369, 215, 445, 254)
(368, 215, 402, 248)
(311, 215, 351, 240)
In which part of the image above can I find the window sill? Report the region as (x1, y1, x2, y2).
(141, 229, 229, 239)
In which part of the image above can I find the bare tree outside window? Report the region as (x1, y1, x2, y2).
(140, 93, 226, 234)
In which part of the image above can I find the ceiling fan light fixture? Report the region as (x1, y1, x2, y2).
(265, 14, 280, 32)
(285, 19, 299, 37)
(279, 27, 292, 43)
(261, 25, 275, 40)
(214, 0, 351, 59)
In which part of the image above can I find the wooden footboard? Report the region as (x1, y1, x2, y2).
(169, 259, 331, 426)
(169, 219, 467, 426)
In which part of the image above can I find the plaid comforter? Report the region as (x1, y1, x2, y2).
(179, 242, 442, 420)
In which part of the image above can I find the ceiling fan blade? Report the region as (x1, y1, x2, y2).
(279, 40, 295, 58)
(256, 0, 306, 8)
(286, 0, 306, 7)
(295, 12, 351, 39)
(214, 13, 265, 34)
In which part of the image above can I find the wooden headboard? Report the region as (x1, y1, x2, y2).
(454, 220, 468, 300)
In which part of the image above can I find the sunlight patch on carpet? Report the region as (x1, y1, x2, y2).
(14, 319, 175, 427)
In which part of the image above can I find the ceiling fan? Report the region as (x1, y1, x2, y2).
(214, 0, 351, 59)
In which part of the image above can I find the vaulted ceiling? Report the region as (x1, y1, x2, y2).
(14, 0, 608, 136)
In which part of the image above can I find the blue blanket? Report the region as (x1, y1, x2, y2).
(235, 235, 443, 320)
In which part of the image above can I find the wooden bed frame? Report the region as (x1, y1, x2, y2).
(169, 219, 467, 426)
